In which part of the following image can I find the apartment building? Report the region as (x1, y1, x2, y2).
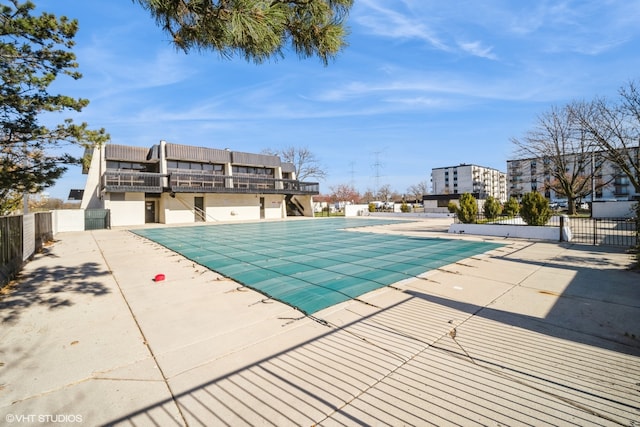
(81, 141, 319, 226)
(507, 149, 638, 201)
(430, 164, 507, 202)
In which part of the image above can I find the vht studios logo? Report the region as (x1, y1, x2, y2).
(6, 414, 83, 423)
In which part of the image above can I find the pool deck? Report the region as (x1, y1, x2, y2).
(1, 218, 639, 426)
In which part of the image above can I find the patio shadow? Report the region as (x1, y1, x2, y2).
(0, 261, 111, 325)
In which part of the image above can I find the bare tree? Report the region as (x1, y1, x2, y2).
(511, 104, 606, 214)
(329, 183, 360, 204)
(570, 80, 640, 195)
(377, 184, 392, 202)
(361, 189, 375, 202)
(407, 181, 429, 202)
(263, 146, 327, 182)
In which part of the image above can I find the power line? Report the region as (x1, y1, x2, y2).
(371, 149, 386, 196)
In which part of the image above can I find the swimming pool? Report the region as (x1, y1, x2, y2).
(134, 218, 502, 314)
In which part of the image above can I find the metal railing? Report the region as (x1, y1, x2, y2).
(103, 171, 163, 193)
(568, 217, 638, 247)
(454, 213, 637, 247)
(102, 171, 320, 195)
(170, 172, 319, 195)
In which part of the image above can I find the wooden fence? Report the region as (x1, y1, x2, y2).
(0, 212, 53, 286)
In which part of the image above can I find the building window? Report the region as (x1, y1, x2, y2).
(167, 160, 224, 174)
(232, 166, 274, 177)
(106, 161, 157, 173)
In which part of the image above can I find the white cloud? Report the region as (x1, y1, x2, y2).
(457, 41, 497, 60)
(354, 0, 449, 51)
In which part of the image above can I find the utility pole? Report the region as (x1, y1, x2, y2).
(349, 161, 356, 189)
(372, 150, 384, 198)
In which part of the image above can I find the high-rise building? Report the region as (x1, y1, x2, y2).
(430, 164, 507, 201)
(506, 148, 639, 201)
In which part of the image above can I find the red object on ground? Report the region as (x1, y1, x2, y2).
(154, 274, 165, 282)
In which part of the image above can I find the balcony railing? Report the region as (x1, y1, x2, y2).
(169, 172, 319, 195)
(103, 171, 163, 193)
(102, 171, 320, 195)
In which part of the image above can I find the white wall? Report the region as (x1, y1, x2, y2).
(88, 191, 314, 225)
(449, 223, 561, 241)
(23, 214, 35, 261)
(105, 193, 145, 227)
(290, 195, 315, 217)
(264, 195, 285, 220)
(457, 166, 474, 194)
(162, 193, 266, 224)
(52, 209, 85, 233)
(592, 200, 637, 219)
(81, 146, 104, 209)
(345, 204, 370, 217)
(423, 200, 451, 213)
(162, 194, 199, 224)
(207, 194, 260, 222)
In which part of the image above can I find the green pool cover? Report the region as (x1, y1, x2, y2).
(134, 218, 502, 315)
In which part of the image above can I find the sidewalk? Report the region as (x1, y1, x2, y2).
(1, 221, 639, 426)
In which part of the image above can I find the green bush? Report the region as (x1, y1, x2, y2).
(368, 203, 376, 212)
(456, 193, 478, 224)
(483, 196, 502, 220)
(400, 201, 410, 213)
(504, 196, 520, 217)
(447, 201, 457, 213)
(520, 192, 551, 226)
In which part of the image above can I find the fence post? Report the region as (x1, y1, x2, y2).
(559, 215, 572, 242)
(593, 218, 597, 245)
(559, 215, 564, 242)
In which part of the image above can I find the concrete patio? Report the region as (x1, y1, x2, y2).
(1, 218, 639, 426)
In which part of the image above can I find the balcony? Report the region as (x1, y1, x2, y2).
(102, 171, 319, 195)
(169, 172, 319, 195)
(103, 171, 163, 193)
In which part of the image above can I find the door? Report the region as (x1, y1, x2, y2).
(194, 197, 205, 222)
(145, 201, 156, 223)
(260, 197, 265, 219)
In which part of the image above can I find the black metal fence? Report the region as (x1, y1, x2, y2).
(0, 212, 53, 286)
(454, 213, 638, 248)
(568, 217, 638, 247)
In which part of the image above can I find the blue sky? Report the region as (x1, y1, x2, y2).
(37, 0, 640, 200)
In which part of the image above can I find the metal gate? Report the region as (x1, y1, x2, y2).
(568, 217, 638, 247)
(85, 209, 111, 230)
